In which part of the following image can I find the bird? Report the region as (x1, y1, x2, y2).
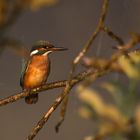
(20, 40, 67, 104)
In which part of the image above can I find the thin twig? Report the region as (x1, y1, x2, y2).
(103, 26, 124, 45)
(55, 95, 69, 132)
(78, 34, 140, 93)
(54, 0, 110, 134)
(73, 0, 109, 66)
(82, 57, 122, 72)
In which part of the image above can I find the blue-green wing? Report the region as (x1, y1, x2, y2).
(20, 59, 29, 88)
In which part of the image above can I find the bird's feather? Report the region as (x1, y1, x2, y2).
(20, 58, 30, 88)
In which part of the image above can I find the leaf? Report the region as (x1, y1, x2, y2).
(128, 49, 140, 64)
(77, 85, 126, 127)
(118, 55, 140, 80)
(101, 81, 127, 105)
(78, 107, 94, 120)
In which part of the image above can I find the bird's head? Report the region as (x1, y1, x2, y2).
(30, 40, 67, 56)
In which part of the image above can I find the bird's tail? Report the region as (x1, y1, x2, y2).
(25, 93, 38, 104)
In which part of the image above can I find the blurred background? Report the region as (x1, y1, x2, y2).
(0, 0, 140, 139)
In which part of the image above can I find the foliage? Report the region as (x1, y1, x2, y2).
(77, 51, 140, 140)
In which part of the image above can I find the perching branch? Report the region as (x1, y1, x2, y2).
(27, 69, 110, 140)
(0, 70, 93, 107)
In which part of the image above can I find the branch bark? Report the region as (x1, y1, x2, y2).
(0, 70, 93, 107)
(27, 69, 109, 140)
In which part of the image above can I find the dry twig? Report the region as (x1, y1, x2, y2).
(103, 26, 124, 45)
(55, 95, 69, 132)
(57, 0, 110, 133)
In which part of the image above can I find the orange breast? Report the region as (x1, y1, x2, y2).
(23, 55, 50, 89)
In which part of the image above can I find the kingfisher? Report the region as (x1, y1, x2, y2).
(20, 41, 67, 104)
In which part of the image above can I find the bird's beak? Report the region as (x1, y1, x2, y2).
(51, 47, 68, 51)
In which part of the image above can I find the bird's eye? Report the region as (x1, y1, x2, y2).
(43, 46, 47, 49)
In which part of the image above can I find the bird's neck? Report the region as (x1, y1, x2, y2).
(31, 55, 50, 66)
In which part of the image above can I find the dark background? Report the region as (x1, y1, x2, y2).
(0, 0, 140, 139)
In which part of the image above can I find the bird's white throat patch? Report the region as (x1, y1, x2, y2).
(30, 50, 52, 56)
(43, 51, 52, 56)
(30, 50, 39, 56)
